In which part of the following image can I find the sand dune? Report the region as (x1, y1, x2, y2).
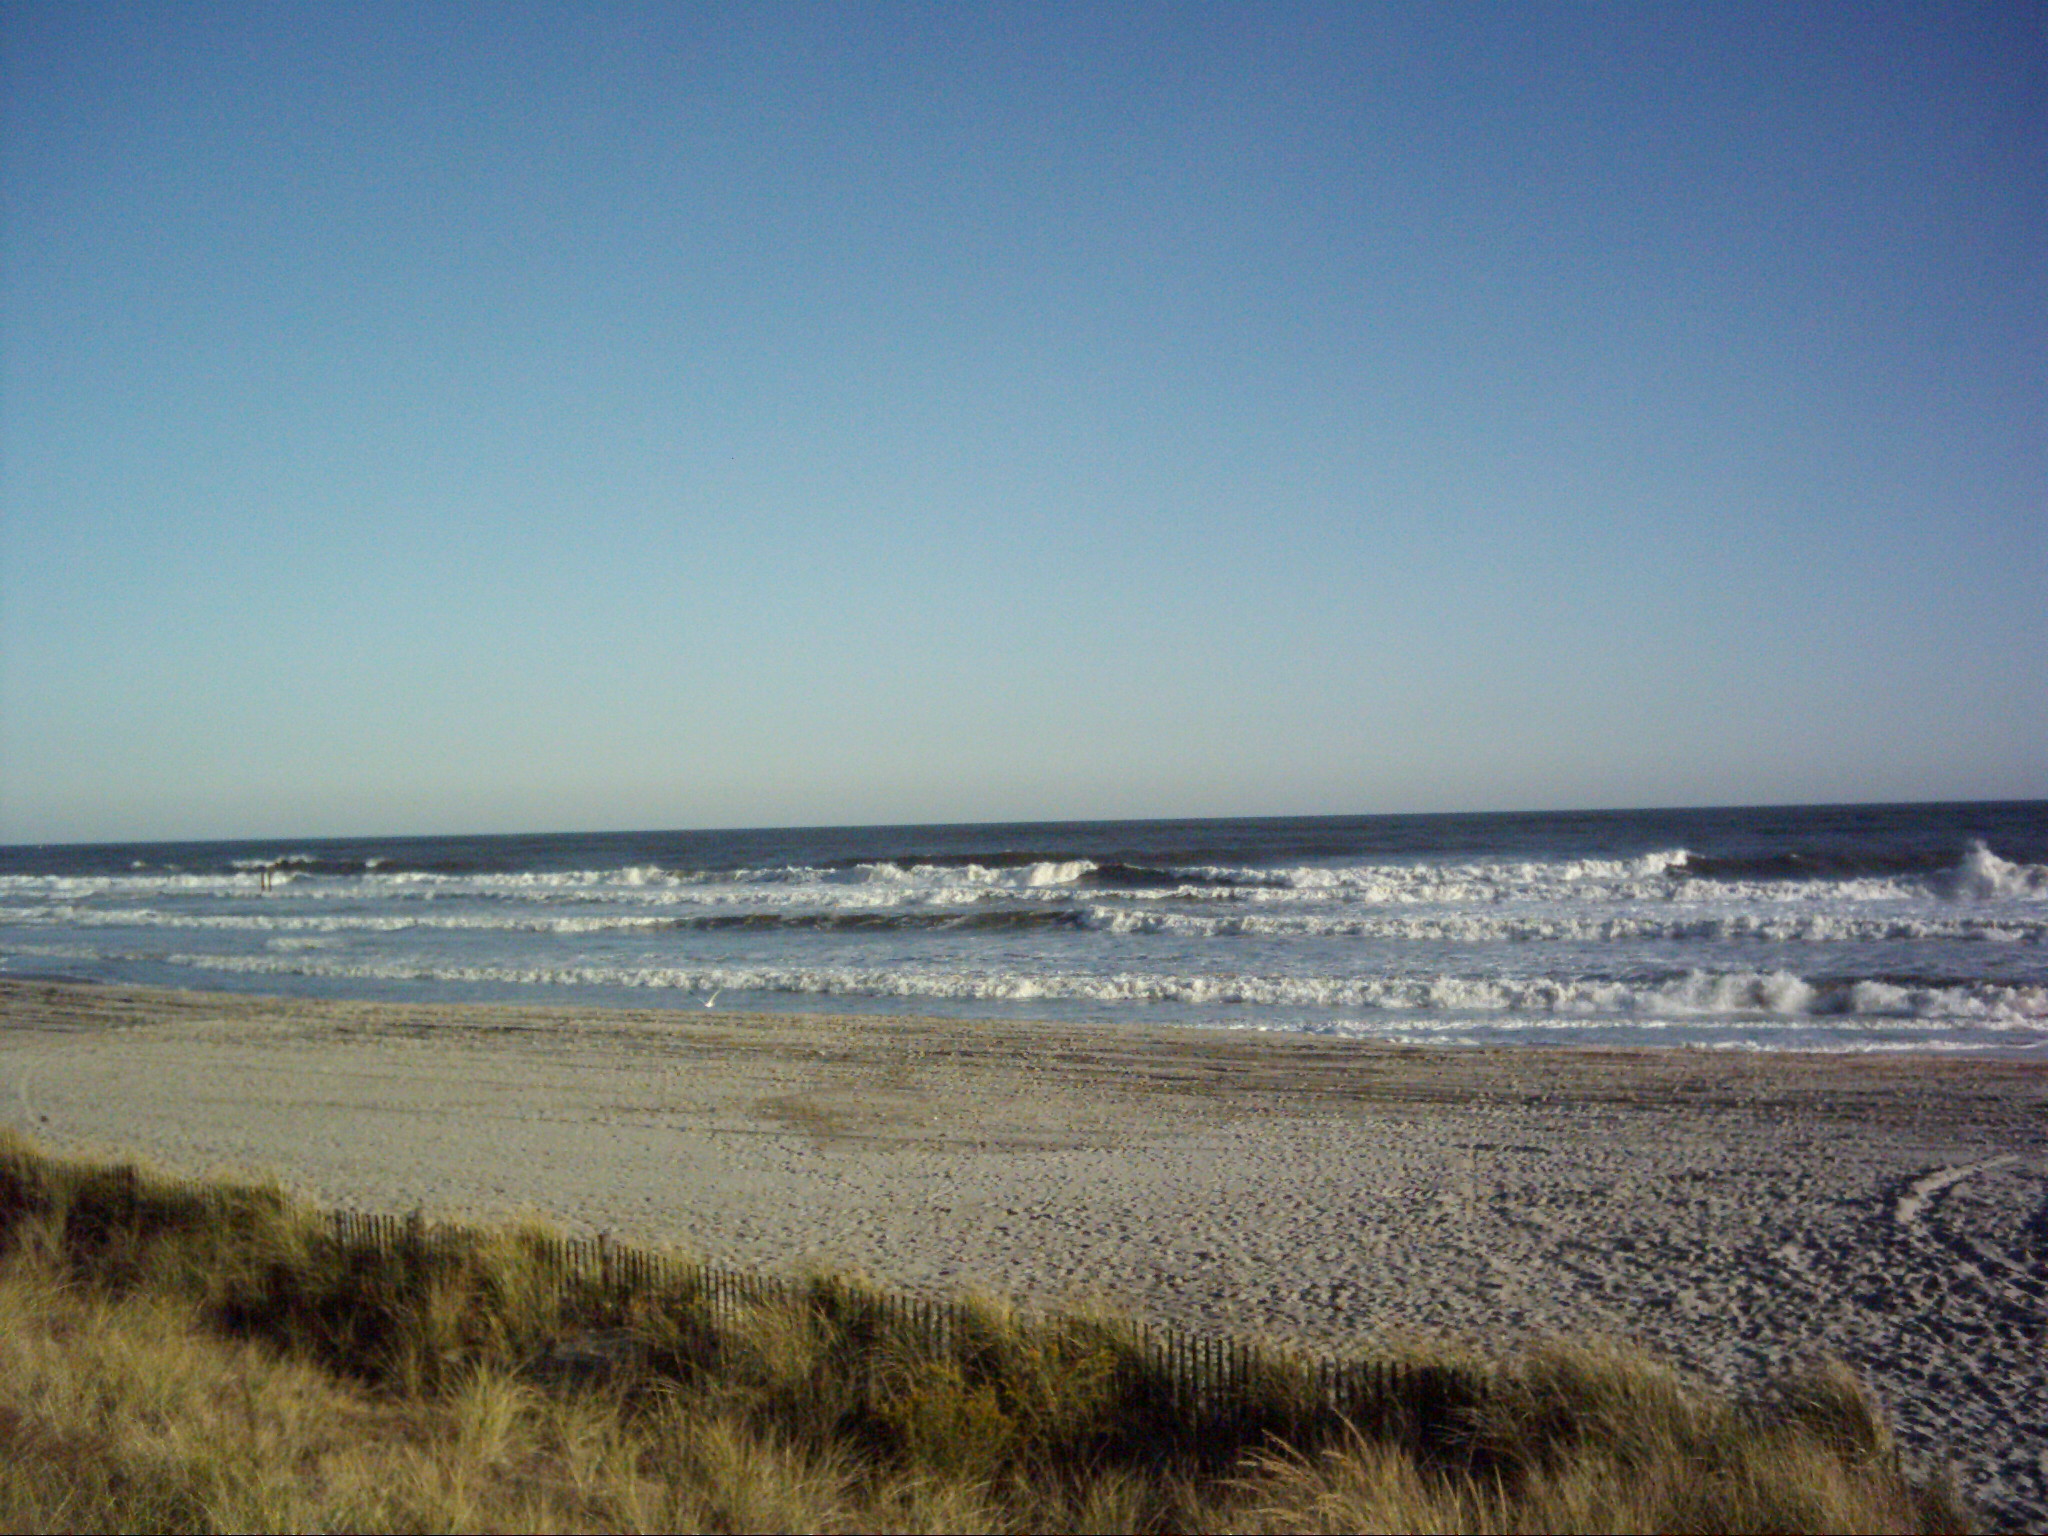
(4, 979, 2043, 1527)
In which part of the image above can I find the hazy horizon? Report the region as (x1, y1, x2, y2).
(8, 792, 2048, 854)
(6, 3, 2043, 845)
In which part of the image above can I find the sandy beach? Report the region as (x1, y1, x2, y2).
(4, 979, 2042, 1526)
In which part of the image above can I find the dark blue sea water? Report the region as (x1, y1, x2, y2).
(4, 802, 2044, 1053)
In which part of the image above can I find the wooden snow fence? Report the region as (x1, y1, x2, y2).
(0, 1151, 1488, 1460)
(320, 1202, 1487, 1453)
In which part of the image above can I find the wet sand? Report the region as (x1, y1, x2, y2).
(4, 979, 2043, 1525)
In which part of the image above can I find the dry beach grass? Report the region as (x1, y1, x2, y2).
(2, 979, 2043, 1526)
(0, 1135, 1967, 1533)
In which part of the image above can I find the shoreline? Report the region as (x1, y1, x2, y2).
(3, 979, 2043, 1525)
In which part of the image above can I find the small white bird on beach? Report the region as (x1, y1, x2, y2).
(702, 989, 722, 1009)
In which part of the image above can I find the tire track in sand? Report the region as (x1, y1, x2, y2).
(1893, 1156, 2016, 1226)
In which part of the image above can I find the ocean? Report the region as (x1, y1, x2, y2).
(3, 802, 2044, 1054)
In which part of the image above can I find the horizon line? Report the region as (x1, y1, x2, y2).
(5, 794, 2044, 851)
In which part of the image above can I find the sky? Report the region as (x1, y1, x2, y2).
(3, 1, 2044, 844)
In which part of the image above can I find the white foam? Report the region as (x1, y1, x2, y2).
(0, 905, 695, 936)
(19, 898, 2038, 945)
(1947, 841, 2048, 900)
(11, 832, 2043, 1057)
(1074, 905, 2047, 944)
(10, 841, 2028, 914)
(1236, 1018, 2031, 1054)
(148, 951, 2048, 1025)
(1024, 859, 1095, 886)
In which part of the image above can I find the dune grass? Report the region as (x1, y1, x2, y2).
(0, 1132, 1970, 1533)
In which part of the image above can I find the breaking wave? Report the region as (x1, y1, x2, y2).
(11, 840, 2037, 909)
(8, 901, 2043, 945)
(9, 817, 2042, 1053)
(1944, 841, 2048, 900)
(144, 950, 2048, 1024)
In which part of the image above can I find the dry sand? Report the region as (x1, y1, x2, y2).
(4, 979, 2043, 1526)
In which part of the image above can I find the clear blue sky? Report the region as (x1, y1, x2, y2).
(4, 1, 2043, 843)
